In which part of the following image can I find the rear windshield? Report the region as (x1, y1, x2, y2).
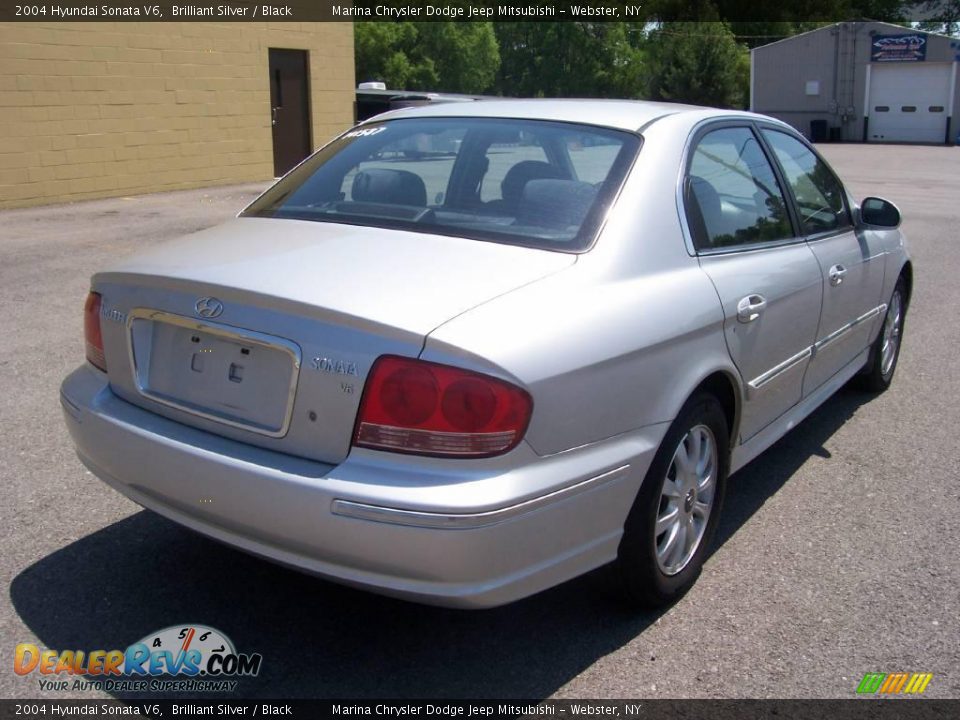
(243, 117, 640, 252)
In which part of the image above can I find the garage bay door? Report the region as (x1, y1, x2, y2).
(867, 63, 952, 143)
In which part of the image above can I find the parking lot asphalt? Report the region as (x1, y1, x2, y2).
(1, 144, 958, 701)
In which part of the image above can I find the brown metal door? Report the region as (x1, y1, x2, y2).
(269, 49, 311, 177)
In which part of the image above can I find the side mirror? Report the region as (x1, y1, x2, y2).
(859, 197, 901, 228)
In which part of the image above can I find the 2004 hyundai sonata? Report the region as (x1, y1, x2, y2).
(61, 100, 911, 608)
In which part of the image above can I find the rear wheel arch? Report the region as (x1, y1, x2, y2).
(899, 260, 913, 309)
(689, 370, 741, 451)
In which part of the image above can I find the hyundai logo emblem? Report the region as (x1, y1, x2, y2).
(194, 296, 224, 319)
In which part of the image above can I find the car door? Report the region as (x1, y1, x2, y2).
(684, 124, 823, 441)
(759, 128, 887, 396)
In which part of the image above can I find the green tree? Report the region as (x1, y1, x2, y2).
(645, 22, 749, 108)
(355, 23, 433, 89)
(354, 22, 499, 94)
(494, 23, 646, 98)
(649, 0, 908, 23)
(914, 0, 960, 35)
(419, 22, 500, 93)
(850, 0, 911, 22)
(727, 21, 828, 50)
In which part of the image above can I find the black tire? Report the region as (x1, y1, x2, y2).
(616, 392, 729, 608)
(856, 277, 907, 393)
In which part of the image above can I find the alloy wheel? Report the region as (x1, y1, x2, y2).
(880, 290, 903, 377)
(655, 424, 718, 576)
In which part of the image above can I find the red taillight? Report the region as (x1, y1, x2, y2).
(83, 291, 106, 372)
(354, 356, 532, 458)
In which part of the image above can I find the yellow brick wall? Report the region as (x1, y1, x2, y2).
(0, 22, 355, 208)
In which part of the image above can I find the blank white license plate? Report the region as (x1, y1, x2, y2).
(129, 312, 300, 436)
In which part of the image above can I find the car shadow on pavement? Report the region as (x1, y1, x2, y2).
(709, 386, 870, 555)
(10, 388, 871, 700)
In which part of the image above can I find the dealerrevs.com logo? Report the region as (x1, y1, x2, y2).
(15, 624, 262, 693)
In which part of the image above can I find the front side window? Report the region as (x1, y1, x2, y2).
(244, 118, 640, 252)
(686, 126, 793, 250)
(761, 129, 852, 236)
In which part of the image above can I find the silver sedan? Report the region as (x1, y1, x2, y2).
(60, 100, 911, 608)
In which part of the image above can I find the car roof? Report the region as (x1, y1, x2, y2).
(366, 98, 758, 133)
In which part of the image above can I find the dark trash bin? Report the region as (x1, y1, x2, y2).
(810, 119, 828, 143)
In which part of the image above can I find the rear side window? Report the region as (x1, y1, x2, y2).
(761, 129, 852, 236)
(686, 127, 793, 250)
(243, 118, 640, 252)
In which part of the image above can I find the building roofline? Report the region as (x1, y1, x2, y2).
(751, 20, 958, 53)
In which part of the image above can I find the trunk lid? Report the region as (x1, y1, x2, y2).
(94, 218, 575, 464)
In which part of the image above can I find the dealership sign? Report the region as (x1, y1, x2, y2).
(871, 34, 927, 62)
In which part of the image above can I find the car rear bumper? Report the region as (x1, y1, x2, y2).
(60, 365, 664, 608)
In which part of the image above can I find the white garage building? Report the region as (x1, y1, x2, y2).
(751, 22, 960, 145)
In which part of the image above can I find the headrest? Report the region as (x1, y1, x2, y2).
(519, 179, 598, 229)
(351, 169, 427, 207)
(688, 175, 722, 247)
(501, 161, 566, 201)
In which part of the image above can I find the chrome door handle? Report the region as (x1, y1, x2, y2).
(828, 264, 847, 286)
(737, 294, 767, 323)
(271, 107, 279, 126)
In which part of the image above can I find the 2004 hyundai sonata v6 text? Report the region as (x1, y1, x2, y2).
(60, 100, 912, 608)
